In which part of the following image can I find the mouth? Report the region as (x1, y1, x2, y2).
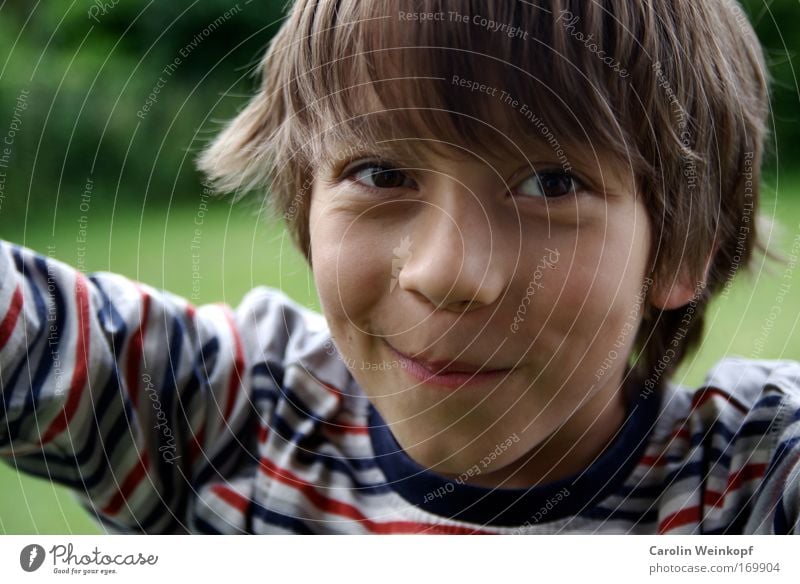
(383, 340, 513, 389)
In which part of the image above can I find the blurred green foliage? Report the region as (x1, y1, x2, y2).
(0, 1, 798, 229)
(741, 0, 800, 173)
(0, 0, 287, 223)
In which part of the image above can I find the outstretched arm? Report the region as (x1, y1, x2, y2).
(0, 239, 261, 532)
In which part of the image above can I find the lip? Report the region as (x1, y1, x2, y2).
(384, 340, 512, 389)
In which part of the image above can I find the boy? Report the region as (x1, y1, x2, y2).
(1, 0, 799, 534)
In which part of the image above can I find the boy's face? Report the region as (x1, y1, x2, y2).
(308, 140, 654, 485)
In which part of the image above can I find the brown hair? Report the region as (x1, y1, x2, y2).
(198, 0, 771, 387)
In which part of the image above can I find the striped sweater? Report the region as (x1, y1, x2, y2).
(1, 240, 799, 534)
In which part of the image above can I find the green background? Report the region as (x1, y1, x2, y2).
(1, 0, 799, 534)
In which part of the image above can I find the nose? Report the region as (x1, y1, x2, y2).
(396, 186, 510, 312)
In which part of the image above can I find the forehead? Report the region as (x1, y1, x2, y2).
(304, 66, 639, 190)
(313, 90, 574, 169)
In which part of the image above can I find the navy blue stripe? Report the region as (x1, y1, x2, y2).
(774, 495, 791, 534)
(10, 244, 24, 271)
(11, 368, 130, 491)
(753, 394, 784, 410)
(253, 391, 388, 492)
(280, 385, 338, 425)
(193, 516, 222, 534)
(613, 483, 665, 499)
(156, 316, 184, 504)
(89, 275, 129, 351)
(2, 250, 52, 442)
(579, 506, 658, 524)
(136, 316, 188, 533)
(251, 375, 400, 492)
(197, 337, 220, 384)
(736, 419, 774, 439)
(252, 365, 381, 473)
(269, 411, 379, 473)
(173, 337, 221, 464)
(78, 369, 145, 491)
(252, 504, 315, 534)
(763, 436, 800, 485)
(3, 249, 48, 401)
(704, 504, 751, 535)
(252, 361, 284, 388)
(192, 426, 250, 488)
(140, 498, 183, 533)
(32, 256, 66, 405)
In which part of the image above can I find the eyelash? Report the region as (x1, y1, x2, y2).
(341, 161, 417, 191)
(338, 160, 586, 202)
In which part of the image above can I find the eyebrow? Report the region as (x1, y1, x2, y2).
(317, 138, 457, 174)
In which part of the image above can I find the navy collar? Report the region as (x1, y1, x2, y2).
(367, 375, 662, 527)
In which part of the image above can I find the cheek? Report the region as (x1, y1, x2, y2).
(517, 203, 651, 365)
(309, 205, 392, 335)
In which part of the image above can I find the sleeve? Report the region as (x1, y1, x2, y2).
(746, 360, 800, 534)
(0, 239, 280, 533)
(754, 418, 800, 534)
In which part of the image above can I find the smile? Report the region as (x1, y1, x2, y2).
(383, 340, 512, 389)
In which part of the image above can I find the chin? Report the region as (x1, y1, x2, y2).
(405, 444, 476, 474)
(398, 432, 493, 474)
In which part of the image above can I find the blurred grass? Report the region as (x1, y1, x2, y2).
(1, 180, 799, 533)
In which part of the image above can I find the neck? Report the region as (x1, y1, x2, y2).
(445, 369, 630, 489)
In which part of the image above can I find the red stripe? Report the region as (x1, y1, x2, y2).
(671, 426, 690, 441)
(692, 387, 748, 414)
(0, 284, 23, 350)
(704, 463, 768, 508)
(318, 381, 343, 399)
(661, 463, 769, 529)
(211, 484, 249, 513)
(323, 421, 369, 435)
(101, 451, 150, 516)
(639, 453, 666, 467)
(726, 462, 768, 491)
(38, 275, 91, 445)
(126, 287, 151, 411)
(658, 506, 701, 534)
(258, 456, 491, 534)
(221, 307, 245, 425)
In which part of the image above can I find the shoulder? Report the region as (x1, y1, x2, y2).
(671, 356, 800, 428)
(232, 286, 352, 391)
(650, 357, 800, 533)
(656, 356, 800, 435)
(235, 286, 328, 339)
(233, 286, 329, 360)
(698, 357, 800, 533)
(701, 356, 800, 405)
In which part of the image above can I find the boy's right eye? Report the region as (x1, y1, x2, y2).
(346, 163, 416, 190)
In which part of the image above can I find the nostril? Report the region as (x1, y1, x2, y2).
(450, 299, 479, 312)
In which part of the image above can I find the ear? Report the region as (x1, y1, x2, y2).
(649, 253, 713, 311)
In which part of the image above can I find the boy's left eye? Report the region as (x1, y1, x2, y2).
(348, 163, 415, 190)
(515, 171, 582, 199)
